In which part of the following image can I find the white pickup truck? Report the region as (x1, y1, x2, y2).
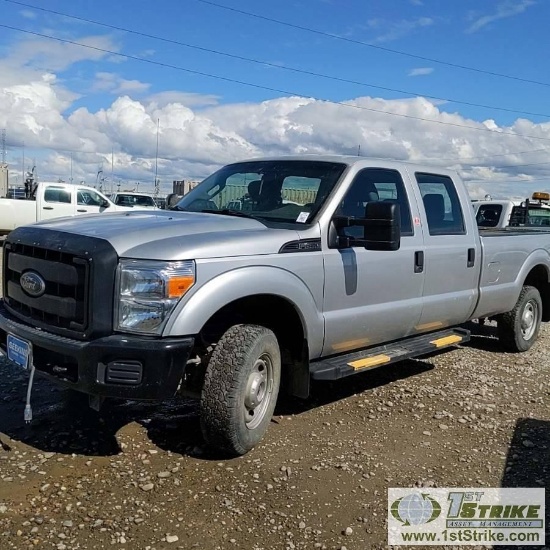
(0, 182, 129, 236)
(474, 192, 550, 229)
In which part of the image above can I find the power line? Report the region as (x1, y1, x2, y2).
(194, 0, 550, 89)
(436, 147, 550, 163)
(4, 0, 550, 119)
(5, 138, 550, 170)
(4, 24, 550, 146)
(482, 160, 550, 170)
(466, 178, 550, 184)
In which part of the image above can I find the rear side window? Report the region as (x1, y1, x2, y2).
(44, 187, 71, 204)
(476, 204, 503, 227)
(415, 173, 465, 235)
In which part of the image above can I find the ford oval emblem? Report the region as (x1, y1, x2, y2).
(20, 271, 46, 297)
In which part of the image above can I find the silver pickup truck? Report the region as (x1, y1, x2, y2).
(1, 156, 550, 455)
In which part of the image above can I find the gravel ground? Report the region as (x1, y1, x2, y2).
(0, 246, 549, 549)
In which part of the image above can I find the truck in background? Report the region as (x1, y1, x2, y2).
(109, 192, 160, 209)
(474, 192, 550, 229)
(0, 182, 134, 236)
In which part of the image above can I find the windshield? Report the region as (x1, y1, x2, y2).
(174, 160, 347, 223)
(114, 194, 156, 207)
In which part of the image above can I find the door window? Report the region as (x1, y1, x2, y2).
(77, 189, 104, 206)
(416, 173, 465, 235)
(339, 168, 413, 237)
(44, 187, 71, 204)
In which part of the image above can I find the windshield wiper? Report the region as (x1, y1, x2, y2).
(201, 209, 260, 220)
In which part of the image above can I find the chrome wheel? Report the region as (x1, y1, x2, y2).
(520, 300, 538, 340)
(244, 353, 274, 430)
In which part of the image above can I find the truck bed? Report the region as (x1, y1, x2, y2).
(474, 227, 550, 320)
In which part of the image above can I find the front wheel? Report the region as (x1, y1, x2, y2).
(498, 285, 542, 352)
(200, 324, 281, 456)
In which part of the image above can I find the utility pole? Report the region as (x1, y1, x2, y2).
(154, 118, 160, 199)
(1, 129, 6, 163)
(22, 141, 25, 186)
(0, 129, 7, 197)
(110, 148, 114, 194)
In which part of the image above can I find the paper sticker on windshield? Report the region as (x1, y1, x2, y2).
(296, 212, 309, 223)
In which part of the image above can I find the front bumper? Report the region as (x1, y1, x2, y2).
(0, 301, 194, 400)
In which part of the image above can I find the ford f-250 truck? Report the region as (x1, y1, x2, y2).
(0, 182, 131, 236)
(1, 156, 550, 456)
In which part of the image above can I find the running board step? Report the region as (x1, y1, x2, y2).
(310, 328, 470, 381)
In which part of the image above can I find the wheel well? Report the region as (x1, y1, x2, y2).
(198, 295, 309, 397)
(524, 265, 550, 321)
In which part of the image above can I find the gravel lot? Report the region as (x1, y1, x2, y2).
(0, 245, 549, 549)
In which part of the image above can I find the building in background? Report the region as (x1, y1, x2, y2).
(173, 180, 200, 195)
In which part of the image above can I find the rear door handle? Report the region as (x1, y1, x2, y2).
(467, 248, 475, 268)
(414, 251, 424, 273)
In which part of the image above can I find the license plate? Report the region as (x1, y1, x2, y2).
(6, 334, 32, 369)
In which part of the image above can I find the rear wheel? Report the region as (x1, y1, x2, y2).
(498, 285, 542, 352)
(200, 324, 281, 456)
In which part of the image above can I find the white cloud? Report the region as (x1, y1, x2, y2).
(408, 67, 434, 77)
(6, 33, 121, 72)
(367, 17, 434, 44)
(93, 72, 150, 95)
(146, 91, 220, 108)
(2, 42, 550, 196)
(19, 9, 37, 19)
(467, 0, 536, 33)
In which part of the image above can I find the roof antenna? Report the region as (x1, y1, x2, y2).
(357, 144, 361, 157)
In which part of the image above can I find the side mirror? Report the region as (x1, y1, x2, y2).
(100, 199, 110, 208)
(363, 201, 401, 251)
(331, 201, 401, 250)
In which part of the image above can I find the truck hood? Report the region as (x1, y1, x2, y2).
(32, 210, 305, 259)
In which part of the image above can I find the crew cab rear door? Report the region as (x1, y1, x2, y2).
(321, 167, 425, 355)
(411, 171, 481, 329)
(38, 185, 75, 220)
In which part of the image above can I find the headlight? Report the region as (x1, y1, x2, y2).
(115, 259, 195, 335)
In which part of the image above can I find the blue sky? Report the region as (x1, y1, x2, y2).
(0, 0, 549, 198)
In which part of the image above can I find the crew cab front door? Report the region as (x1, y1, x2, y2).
(76, 188, 109, 215)
(322, 168, 424, 355)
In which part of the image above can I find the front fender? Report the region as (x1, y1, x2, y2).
(163, 265, 325, 357)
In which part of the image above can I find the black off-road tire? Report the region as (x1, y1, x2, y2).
(498, 285, 542, 352)
(200, 325, 281, 456)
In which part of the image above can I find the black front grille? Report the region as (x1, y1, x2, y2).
(2, 227, 119, 340)
(4, 244, 89, 331)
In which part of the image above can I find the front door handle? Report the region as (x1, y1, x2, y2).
(43, 206, 54, 210)
(414, 251, 424, 273)
(77, 209, 87, 212)
(467, 248, 475, 268)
